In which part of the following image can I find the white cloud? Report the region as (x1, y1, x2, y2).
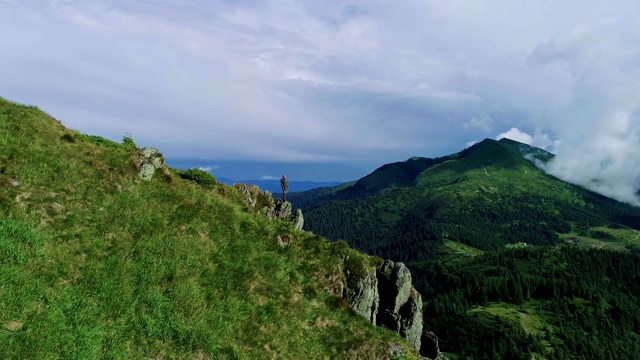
(525, 15, 640, 205)
(496, 128, 533, 145)
(198, 165, 219, 172)
(0, 0, 639, 192)
(260, 175, 279, 181)
(465, 140, 478, 148)
(496, 127, 555, 150)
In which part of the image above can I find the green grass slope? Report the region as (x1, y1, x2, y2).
(0, 98, 418, 359)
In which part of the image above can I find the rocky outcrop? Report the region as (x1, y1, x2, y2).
(234, 183, 426, 352)
(421, 331, 449, 360)
(273, 199, 292, 220)
(234, 184, 304, 230)
(291, 209, 304, 231)
(341, 257, 379, 323)
(235, 184, 274, 212)
(341, 257, 423, 352)
(137, 147, 163, 181)
(377, 260, 423, 351)
(378, 260, 412, 314)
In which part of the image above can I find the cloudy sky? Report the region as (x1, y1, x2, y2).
(1, 0, 639, 204)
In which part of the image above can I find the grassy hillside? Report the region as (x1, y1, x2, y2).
(0, 98, 419, 359)
(297, 137, 640, 359)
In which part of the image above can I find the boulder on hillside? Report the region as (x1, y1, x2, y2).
(378, 260, 412, 313)
(341, 255, 379, 324)
(273, 199, 292, 220)
(291, 209, 304, 231)
(137, 147, 164, 181)
(341, 256, 424, 352)
(376, 260, 423, 351)
(234, 183, 304, 231)
(421, 331, 449, 360)
(235, 184, 273, 211)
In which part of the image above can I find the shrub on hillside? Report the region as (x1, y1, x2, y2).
(60, 133, 76, 143)
(121, 133, 138, 151)
(73, 132, 139, 151)
(177, 168, 217, 186)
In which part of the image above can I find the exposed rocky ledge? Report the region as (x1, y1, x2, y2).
(137, 147, 164, 181)
(340, 255, 423, 351)
(421, 331, 449, 360)
(231, 183, 440, 355)
(234, 183, 304, 231)
(377, 260, 423, 351)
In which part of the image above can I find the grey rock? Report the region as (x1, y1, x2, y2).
(11, 181, 21, 187)
(137, 147, 164, 181)
(343, 265, 379, 324)
(380, 260, 412, 313)
(262, 206, 273, 218)
(234, 184, 304, 231)
(235, 183, 261, 209)
(398, 289, 423, 351)
(141, 147, 155, 158)
(291, 209, 304, 231)
(273, 199, 292, 220)
(389, 344, 403, 357)
(421, 331, 450, 360)
(139, 163, 156, 181)
(340, 256, 424, 351)
(377, 260, 423, 351)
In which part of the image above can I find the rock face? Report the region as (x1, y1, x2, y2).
(137, 147, 163, 181)
(342, 260, 379, 323)
(377, 260, 423, 351)
(421, 331, 449, 360)
(235, 184, 272, 212)
(234, 183, 426, 352)
(291, 209, 304, 231)
(378, 260, 412, 314)
(273, 199, 292, 220)
(234, 184, 304, 230)
(341, 258, 423, 352)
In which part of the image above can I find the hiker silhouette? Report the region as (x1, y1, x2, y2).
(280, 175, 288, 201)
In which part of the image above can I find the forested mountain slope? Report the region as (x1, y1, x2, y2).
(0, 97, 420, 359)
(297, 138, 640, 262)
(291, 138, 640, 359)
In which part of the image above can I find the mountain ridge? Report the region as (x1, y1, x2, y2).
(297, 138, 640, 260)
(216, 177, 343, 194)
(291, 138, 555, 202)
(0, 97, 424, 359)
(290, 137, 640, 359)
(291, 139, 640, 359)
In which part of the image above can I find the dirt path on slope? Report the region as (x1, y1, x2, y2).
(520, 312, 532, 334)
(464, 159, 489, 176)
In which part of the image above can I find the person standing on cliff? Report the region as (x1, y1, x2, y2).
(280, 174, 288, 201)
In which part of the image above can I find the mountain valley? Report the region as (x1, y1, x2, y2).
(291, 138, 640, 359)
